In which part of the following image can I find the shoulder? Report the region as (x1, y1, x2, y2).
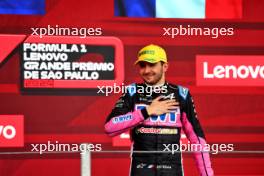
(167, 83, 189, 100)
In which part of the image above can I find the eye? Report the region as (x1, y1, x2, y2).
(139, 62, 147, 68)
(149, 63, 156, 67)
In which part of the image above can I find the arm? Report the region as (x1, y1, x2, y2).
(179, 87, 214, 176)
(104, 92, 149, 136)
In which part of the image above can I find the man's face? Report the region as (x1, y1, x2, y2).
(138, 61, 168, 85)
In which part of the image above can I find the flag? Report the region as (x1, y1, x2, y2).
(115, 0, 242, 19)
(0, 0, 45, 15)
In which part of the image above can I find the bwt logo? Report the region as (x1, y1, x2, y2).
(136, 104, 179, 123)
(0, 115, 24, 147)
(196, 55, 264, 86)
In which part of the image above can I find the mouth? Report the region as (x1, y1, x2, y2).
(144, 73, 155, 77)
(144, 75, 154, 80)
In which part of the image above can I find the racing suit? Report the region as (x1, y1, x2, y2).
(105, 82, 214, 176)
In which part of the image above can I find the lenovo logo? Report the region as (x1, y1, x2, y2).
(0, 125, 16, 139)
(0, 115, 24, 147)
(203, 62, 264, 79)
(196, 55, 264, 86)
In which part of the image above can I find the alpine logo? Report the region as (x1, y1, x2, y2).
(162, 93, 175, 100)
(196, 55, 264, 86)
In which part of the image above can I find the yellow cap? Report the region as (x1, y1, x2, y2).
(135, 44, 167, 65)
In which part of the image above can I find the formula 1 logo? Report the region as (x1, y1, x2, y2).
(196, 55, 264, 86)
(0, 115, 24, 147)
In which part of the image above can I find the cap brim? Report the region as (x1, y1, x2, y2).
(134, 59, 159, 65)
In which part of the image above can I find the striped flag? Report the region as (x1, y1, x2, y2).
(115, 0, 242, 19)
(0, 0, 45, 15)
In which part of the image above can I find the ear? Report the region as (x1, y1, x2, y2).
(163, 62, 168, 72)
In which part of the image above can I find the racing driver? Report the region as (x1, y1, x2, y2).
(105, 44, 214, 176)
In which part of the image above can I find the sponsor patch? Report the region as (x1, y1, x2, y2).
(127, 83, 136, 96)
(136, 127, 178, 134)
(136, 163, 172, 169)
(178, 86, 188, 100)
(112, 115, 132, 124)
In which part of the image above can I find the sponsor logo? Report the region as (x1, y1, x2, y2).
(136, 163, 172, 169)
(161, 93, 175, 100)
(136, 127, 178, 134)
(138, 50, 155, 56)
(196, 55, 264, 86)
(0, 115, 24, 147)
(135, 104, 180, 124)
(112, 115, 132, 124)
(0, 125, 16, 139)
(137, 163, 147, 169)
(157, 165, 172, 169)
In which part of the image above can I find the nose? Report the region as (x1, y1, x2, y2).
(143, 65, 151, 73)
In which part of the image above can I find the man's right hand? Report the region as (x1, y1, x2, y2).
(146, 96, 179, 116)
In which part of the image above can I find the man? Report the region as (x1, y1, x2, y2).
(105, 44, 214, 176)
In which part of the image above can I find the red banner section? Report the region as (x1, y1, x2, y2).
(0, 35, 26, 64)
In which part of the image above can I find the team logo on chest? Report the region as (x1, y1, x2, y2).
(135, 103, 180, 126)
